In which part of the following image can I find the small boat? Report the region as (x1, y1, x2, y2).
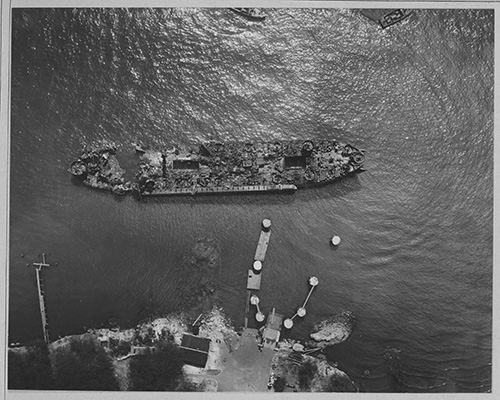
(378, 9, 413, 29)
(229, 8, 266, 22)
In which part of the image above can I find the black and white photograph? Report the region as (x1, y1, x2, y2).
(3, 2, 494, 395)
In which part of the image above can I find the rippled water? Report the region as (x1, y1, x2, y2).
(9, 8, 493, 392)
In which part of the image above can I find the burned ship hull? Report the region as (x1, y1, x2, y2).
(70, 140, 365, 197)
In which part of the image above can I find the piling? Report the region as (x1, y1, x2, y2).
(331, 235, 341, 246)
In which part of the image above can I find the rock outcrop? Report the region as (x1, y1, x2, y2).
(178, 238, 220, 312)
(308, 311, 354, 348)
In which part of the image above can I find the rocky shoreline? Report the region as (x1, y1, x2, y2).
(9, 236, 357, 392)
(9, 307, 357, 392)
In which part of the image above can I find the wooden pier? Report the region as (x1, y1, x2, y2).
(30, 253, 51, 344)
(244, 220, 272, 327)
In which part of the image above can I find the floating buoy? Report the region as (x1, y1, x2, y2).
(331, 235, 341, 246)
(262, 218, 272, 231)
(284, 318, 294, 329)
(256, 312, 265, 322)
(297, 307, 306, 318)
(250, 295, 260, 305)
(253, 260, 262, 272)
(309, 276, 319, 286)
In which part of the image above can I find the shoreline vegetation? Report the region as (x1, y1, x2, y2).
(8, 307, 357, 392)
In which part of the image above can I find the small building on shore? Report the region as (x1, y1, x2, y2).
(131, 345, 156, 355)
(180, 333, 211, 368)
(262, 308, 283, 349)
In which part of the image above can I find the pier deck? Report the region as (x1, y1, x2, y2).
(254, 230, 271, 262)
(247, 227, 271, 291)
(246, 270, 262, 291)
(32, 253, 51, 343)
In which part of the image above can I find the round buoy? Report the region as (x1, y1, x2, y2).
(250, 295, 260, 305)
(297, 307, 306, 318)
(331, 235, 341, 246)
(262, 218, 272, 231)
(253, 260, 262, 272)
(284, 318, 294, 329)
(309, 276, 319, 286)
(256, 312, 265, 322)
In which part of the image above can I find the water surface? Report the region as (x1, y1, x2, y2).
(9, 8, 493, 392)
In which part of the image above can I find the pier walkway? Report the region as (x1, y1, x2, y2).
(245, 219, 272, 327)
(31, 253, 51, 343)
(247, 219, 271, 291)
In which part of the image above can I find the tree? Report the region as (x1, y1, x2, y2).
(52, 336, 119, 390)
(273, 376, 286, 392)
(323, 374, 357, 392)
(8, 340, 54, 389)
(129, 341, 184, 391)
(298, 360, 318, 390)
(176, 379, 202, 391)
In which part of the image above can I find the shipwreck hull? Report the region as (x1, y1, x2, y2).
(70, 139, 365, 198)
